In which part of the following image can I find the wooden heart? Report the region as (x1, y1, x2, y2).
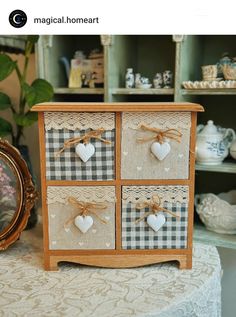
(75, 143, 95, 162)
(151, 142, 171, 161)
(147, 214, 166, 232)
(74, 215, 93, 233)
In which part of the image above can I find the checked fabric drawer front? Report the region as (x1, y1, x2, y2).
(122, 186, 189, 250)
(33, 102, 203, 271)
(44, 112, 115, 180)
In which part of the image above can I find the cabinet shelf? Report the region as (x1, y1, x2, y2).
(112, 88, 174, 95)
(196, 161, 236, 174)
(182, 88, 236, 95)
(54, 88, 104, 95)
(194, 223, 236, 249)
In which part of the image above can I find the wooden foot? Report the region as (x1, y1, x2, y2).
(44, 256, 59, 271)
(178, 254, 192, 269)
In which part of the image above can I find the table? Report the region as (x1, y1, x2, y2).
(0, 223, 221, 317)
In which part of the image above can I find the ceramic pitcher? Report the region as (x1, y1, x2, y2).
(196, 120, 235, 165)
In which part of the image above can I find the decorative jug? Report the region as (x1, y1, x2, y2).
(135, 73, 142, 88)
(230, 139, 236, 159)
(196, 120, 235, 165)
(153, 73, 163, 88)
(125, 68, 134, 88)
(59, 52, 86, 80)
(217, 52, 231, 77)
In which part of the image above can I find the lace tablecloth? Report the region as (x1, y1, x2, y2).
(0, 224, 221, 317)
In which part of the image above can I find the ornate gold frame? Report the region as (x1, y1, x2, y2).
(0, 139, 38, 250)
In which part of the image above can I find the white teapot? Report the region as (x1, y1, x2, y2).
(196, 120, 235, 165)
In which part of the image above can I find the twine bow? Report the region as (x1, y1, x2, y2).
(137, 124, 182, 144)
(135, 195, 180, 224)
(64, 196, 108, 229)
(55, 128, 111, 157)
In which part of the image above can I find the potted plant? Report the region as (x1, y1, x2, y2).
(0, 35, 53, 228)
(0, 35, 53, 146)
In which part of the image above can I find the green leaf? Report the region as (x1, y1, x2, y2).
(25, 79, 53, 108)
(0, 54, 16, 81)
(0, 117, 12, 136)
(27, 35, 39, 44)
(0, 92, 11, 110)
(22, 83, 31, 95)
(13, 112, 38, 127)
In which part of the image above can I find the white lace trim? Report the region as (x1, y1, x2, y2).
(122, 186, 189, 203)
(44, 112, 115, 131)
(122, 112, 191, 130)
(47, 186, 116, 204)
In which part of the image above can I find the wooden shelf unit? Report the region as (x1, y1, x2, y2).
(182, 88, 236, 95)
(196, 162, 236, 174)
(194, 224, 236, 250)
(112, 88, 174, 95)
(36, 35, 236, 250)
(54, 88, 104, 95)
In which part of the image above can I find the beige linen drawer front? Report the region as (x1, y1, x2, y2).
(47, 186, 116, 250)
(44, 112, 115, 181)
(121, 112, 191, 179)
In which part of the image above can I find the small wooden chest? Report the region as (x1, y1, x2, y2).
(32, 102, 203, 270)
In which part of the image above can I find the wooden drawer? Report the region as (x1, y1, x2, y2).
(121, 112, 191, 179)
(44, 112, 115, 180)
(121, 185, 189, 249)
(47, 186, 116, 250)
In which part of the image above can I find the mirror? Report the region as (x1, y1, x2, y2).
(0, 139, 37, 250)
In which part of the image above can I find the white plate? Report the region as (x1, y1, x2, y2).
(203, 78, 223, 82)
(182, 80, 236, 89)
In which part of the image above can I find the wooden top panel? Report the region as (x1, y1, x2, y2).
(31, 102, 204, 112)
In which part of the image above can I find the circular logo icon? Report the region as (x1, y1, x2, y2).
(9, 10, 27, 28)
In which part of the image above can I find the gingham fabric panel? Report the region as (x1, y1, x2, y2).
(122, 202, 188, 249)
(45, 128, 115, 180)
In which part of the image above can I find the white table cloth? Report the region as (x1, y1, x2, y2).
(0, 224, 221, 317)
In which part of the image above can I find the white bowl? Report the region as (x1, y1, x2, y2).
(195, 190, 236, 234)
(140, 83, 152, 89)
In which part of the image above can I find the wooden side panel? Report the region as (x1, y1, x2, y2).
(115, 112, 122, 249)
(187, 112, 197, 250)
(38, 113, 50, 267)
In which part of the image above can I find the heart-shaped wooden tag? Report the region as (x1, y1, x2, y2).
(75, 143, 95, 162)
(147, 214, 166, 232)
(151, 142, 171, 161)
(74, 215, 93, 233)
